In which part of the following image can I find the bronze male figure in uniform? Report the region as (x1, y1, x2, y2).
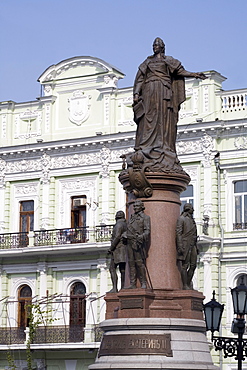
(108, 211, 127, 293)
(126, 200, 150, 289)
(176, 203, 198, 290)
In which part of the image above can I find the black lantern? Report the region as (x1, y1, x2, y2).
(204, 284, 247, 370)
(203, 291, 224, 337)
(231, 277, 247, 316)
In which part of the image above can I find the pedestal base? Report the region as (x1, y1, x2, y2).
(89, 318, 218, 370)
(105, 289, 204, 321)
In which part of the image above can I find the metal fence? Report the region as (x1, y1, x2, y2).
(0, 325, 102, 344)
(0, 225, 113, 249)
(0, 232, 29, 249)
(233, 223, 247, 230)
(0, 327, 25, 344)
(33, 326, 84, 343)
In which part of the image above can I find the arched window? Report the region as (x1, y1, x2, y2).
(18, 285, 32, 328)
(70, 282, 86, 327)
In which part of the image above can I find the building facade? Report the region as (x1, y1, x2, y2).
(0, 56, 246, 370)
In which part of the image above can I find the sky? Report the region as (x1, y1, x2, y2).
(1, 0, 247, 103)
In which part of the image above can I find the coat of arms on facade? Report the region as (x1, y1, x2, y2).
(68, 90, 91, 126)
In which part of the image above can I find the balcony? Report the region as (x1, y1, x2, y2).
(0, 325, 103, 345)
(233, 222, 247, 230)
(0, 225, 113, 250)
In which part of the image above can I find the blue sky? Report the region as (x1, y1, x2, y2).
(1, 0, 247, 102)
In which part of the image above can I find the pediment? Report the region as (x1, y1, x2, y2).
(38, 56, 125, 83)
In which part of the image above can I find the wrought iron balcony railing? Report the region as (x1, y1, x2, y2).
(233, 222, 247, 230)
(0, 232, 29, 249)
(0, 325, 102, 345)
(0, 225, 113, 249)
(0, 327, 25, 344)
(33, 326, 84, 343)
(34, 227, 90, 246)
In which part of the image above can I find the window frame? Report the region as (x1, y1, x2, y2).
(233, 179, 247, 229)
(225, 172, 247, 231)
(19, 200, 34, 233)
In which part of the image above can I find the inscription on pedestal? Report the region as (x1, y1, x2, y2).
(98, 334, 172, 357)
(191, 298, 203, 311)
(120, 298, 143, 309)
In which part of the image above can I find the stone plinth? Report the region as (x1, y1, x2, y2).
(105, 288, 204, 320)
(89, 318, 218, 370)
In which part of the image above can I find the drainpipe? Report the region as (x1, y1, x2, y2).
(214, 152, 224, 370)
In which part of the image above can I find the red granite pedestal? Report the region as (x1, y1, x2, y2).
(89, 171, 217, 370)
(105, 172, 205, 321)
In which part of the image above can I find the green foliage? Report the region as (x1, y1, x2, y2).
(6, 300, 58, 370)
(6, 350, 17, 370)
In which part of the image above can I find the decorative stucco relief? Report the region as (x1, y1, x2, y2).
(6, 159, 42, 173)
(62, 179, 95, 191)
(234, 136, 247, 149)
(0, 158, 6, 188)
(2, 114, 7, 139)
(15, 183, 38, 195)
(19, 109, 38, 122)
(177, 133, 214, 167)
(103, 75, 118, 88)
(99, 147, 111, 178)
(176, 140, 202, 155)
(3, 146, 134, 176)
(68, 90, 91, 126)
(40, 153, 51, 184)
(200, 133, 214, 167)
(182, 167, 197, 181)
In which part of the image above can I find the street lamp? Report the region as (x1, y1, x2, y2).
(203, 290, 224, 340)
(203, 278, 247, 370)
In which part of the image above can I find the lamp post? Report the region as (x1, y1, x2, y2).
(203, 278, 247, 370)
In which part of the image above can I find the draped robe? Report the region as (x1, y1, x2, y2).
(133, 54, 186, 172)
